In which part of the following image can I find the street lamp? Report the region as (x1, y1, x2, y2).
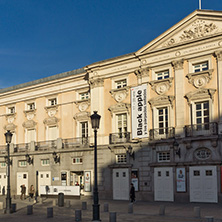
(90, 111, 101, 221)
(5, 130, 13, 214)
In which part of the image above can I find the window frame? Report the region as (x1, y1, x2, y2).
(116, 154, 127, 164)
(41, 159, 50, 166)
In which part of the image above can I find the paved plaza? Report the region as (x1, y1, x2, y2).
(0, 196, 221, 221)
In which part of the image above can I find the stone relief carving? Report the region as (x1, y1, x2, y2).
(186, 69, 213, 88)
(44, 106, 59, 126)
(75, 99, 90, 112)
(73, 111, 90, 121)
(148, 95, 175, 108)
(110, 87, 129, 103)
(185, 88, 216, 105)
(108, 103, 131, 117)
(4, 113, 16, 131)
(162, 20, 219, 47)
(149, 78, 173, 95)
(135, 67, 149, 78)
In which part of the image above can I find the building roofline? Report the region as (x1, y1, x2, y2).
(0, 68, 85, 94)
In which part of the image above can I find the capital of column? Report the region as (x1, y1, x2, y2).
(172, 59, 184, 71)
(214, 51, 222, 62)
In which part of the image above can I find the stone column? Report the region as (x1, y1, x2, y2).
(172, 59, 185, 136)
(215, 51, 222, 134)
(89, 75, 105, 144)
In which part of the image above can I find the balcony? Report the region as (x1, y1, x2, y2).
(14, 143, 29, 153)
(62, 137, 89, 148)
(185, 122, 218, 137)
(109, 132, 130, 144)
(35, 140, 57, 151)
(149, 127, 175, 140)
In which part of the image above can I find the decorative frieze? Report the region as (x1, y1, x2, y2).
(108, 103, 131, 117)
(43, 117, 59, 126)
(149, 78, 173, 95)
(73, 111, 90, 121)
(134, 67, 149, 78)
(186, 69, 213, 88)
(185, 88, 216, 105)
(22, 120, 37, 129)
(148, 95, 175, 108)
(4, 123, 16, 131)
(109, 87, 129, 103)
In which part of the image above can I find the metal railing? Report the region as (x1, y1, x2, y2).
(109, 132, 130, 144)
(149, 127, 175, 140)
(185, 122, 218, 137)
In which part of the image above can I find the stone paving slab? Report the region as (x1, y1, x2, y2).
(0, 196, 221, 221)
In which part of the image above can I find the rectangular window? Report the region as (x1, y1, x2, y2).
(80, 92, 89, 100)
(73, 157, 83, 164)
(158, 107, 168, 134)
(41, 159, 50, 166)
(117, 114, 127, 138)
(80, 122, 88, 138)
(194, 170, 200, 176)
(116, 154, 127, 164)
(0, 162, 6, 168)
(27, 129, 35, 143)
(8, 106, 15, 114)
(156, 70, 169, 80)
(193, 62, 208, 73)
(116, 79, 127, 89)
(195, 101, 209, 130)
(48, 98, 57, 106)
(206, 170, 212, 176)
(18, 160, 27, 167)
(27, 102, 35, 110)
(157, 151, 170, 162)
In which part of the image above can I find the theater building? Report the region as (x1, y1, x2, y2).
(0, 9, 222, 202)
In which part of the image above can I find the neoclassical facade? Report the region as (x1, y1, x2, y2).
(0, 9, 222, 202)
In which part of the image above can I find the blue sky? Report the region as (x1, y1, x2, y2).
(0, 0, 222, 88)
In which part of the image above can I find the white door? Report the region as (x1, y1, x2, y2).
(17, 172, 28, 195)
(189, 166, 217, 203)
(39, 171, 51, 194)
(0, 173, 7, 195)
(113, 168, 129, 200)
(154, 167, 174, 201)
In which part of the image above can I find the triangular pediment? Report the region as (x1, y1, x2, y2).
(136, 10, 222, 55)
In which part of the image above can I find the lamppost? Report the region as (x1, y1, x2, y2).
(90, 111, 101, 221)
(5, 130, 13, 214)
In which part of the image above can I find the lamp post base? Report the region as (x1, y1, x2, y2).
(92, 204, 100, 221)
(5, 197, 11, 214)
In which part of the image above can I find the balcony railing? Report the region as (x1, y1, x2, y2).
(185, 122, 218, 137)
(149, 127, 175, 140)
(35, 140, 57, 151)
(62, 137, 88, 148)
(14, 143, 29, 153)
(109, 132, 130, 144)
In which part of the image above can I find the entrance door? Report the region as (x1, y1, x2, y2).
(154, 167, 174, 201)
(113, 168, 129, 200)
(0, 173, 6, 195)
(38, 171, 51, 193)
(189, 166, 217, 203)
(17, 172, 28, 195)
